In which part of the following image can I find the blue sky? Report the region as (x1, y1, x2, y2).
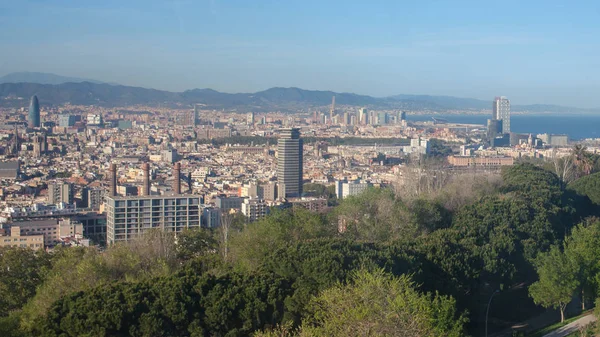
(1, 0, 600, 107)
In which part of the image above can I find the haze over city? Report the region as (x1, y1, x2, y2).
(4, 1, 600, 337)
(2, 0, 600, 107)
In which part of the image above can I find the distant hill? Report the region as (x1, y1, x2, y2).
(0, 81, 595, 113)
(0, 72, 108, 85)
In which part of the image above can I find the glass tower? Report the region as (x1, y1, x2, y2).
(28, 95, 40, 128)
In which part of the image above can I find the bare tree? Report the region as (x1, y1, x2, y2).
(552, 152, 575, 187)
(220, 211, 233, 261)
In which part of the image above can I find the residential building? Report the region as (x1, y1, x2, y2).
(335, 179, 372, 199)
(11, 218, 83, 246)
(447, 155, 514, 167)
(202, 206, 221, 228)
(214, 196, 244, 211)
(82, 187, 104, 210)
(48, 182, 73, 204)
(288, 197, 327, 212)
(105, 194, 202, 244)
(241, 198, 269, 222)
(0, 226, 44, 250)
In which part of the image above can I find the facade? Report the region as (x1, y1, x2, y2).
(277, 128, 303, 198)
(538, 134, 569, 147)
(83, 187, 104, 210)
(241, 198, 269, 222)
(105, 194, 202, 244)
(214, 196, 244, 211)
(447, 155, 514, 167)
(162, 149, 178, 163)
(11, 218, 83, 246)
(28, 95, 41, 128)
(359, 108, 368, 124)
(487, 119, 503, 143)
(335, 179, 372, 199)
(87, 114, 103, 126)
(0, 226, 44, 250)
(201, 206, 221, 228)
(404, 138, 430, 155)
(258, 182, 277, 201)
(0, 161, 19, 179)
(193, 104, 199, 126)
(493, 96, 511, 133)
(58, 114, 80, 127)
(47, 182, 73, 204)
(76, 212, 107, 245)
(288, 197, 327, 213)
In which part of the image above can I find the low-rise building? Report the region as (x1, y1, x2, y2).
(0, 226, 44, 250)
(335, 179, 372, 199)
(447, 155, 514, 167)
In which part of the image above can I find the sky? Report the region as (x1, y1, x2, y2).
(1, 0, 600, 107)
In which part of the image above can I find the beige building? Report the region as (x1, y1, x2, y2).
(14, 218, 83, 246)
(447, 156, 514, 167)
(0, 226, 44, 250)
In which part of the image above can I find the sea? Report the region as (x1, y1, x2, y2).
(407, 114, 600, 140)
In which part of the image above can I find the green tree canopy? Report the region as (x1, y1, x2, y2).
(529, 245, 579, 322)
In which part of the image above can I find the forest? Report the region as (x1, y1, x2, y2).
(3, 155, 600, 336)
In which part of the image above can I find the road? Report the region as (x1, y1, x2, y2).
(542, 314, 597, 337)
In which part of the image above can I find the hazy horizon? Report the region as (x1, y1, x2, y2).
(2, 1, 600, 108)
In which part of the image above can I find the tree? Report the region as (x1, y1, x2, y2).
(37, 271, 293, 337)
(298, 269, 467, 337)
(564, 221, 600, 310)
(0, 248, 51, 316)
(552, 153, 576, 187)
(568, 172, 600, 205)
(529, 246, 579, 322)
(175, 227, 218, 261)
(572, 144, 594, 178)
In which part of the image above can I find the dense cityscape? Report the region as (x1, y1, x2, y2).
(0, 92, 590, 248)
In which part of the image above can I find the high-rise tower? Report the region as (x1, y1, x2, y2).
(28, 95, 40, 128)
(492, 96, 510, 133)
(329, 96, 336, 122)
(277, 128, 303, 198)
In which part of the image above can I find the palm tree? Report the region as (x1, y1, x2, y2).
(572, 144, 593, 177)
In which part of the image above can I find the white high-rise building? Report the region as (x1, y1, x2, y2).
(493, 96, 511, 134)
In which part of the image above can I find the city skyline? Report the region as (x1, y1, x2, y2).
(2, 1, 600, 107)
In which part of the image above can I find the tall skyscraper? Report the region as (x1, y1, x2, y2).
(193, 104, 199, 126)
(277, 128, 303, 198)
(329, 96, 336, 122)
(28, 95, 40, 128)
(247, 112, 255, 125)
(358, 108, 368, 124)
(493, 96, 510, 133)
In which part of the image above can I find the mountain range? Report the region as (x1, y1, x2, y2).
(0, 72, 595, 113)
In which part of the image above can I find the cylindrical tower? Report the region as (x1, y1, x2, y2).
(109, 163, 117, 197)
(142, 163, 150, 196)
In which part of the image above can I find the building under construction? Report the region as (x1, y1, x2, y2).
(105, 162, 201, 244)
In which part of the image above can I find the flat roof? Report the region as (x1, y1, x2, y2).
(106, 194, 201, 201)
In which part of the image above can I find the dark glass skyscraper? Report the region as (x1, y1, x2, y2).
(28, 95, 40, 128)
(277, 128, 303, 198)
